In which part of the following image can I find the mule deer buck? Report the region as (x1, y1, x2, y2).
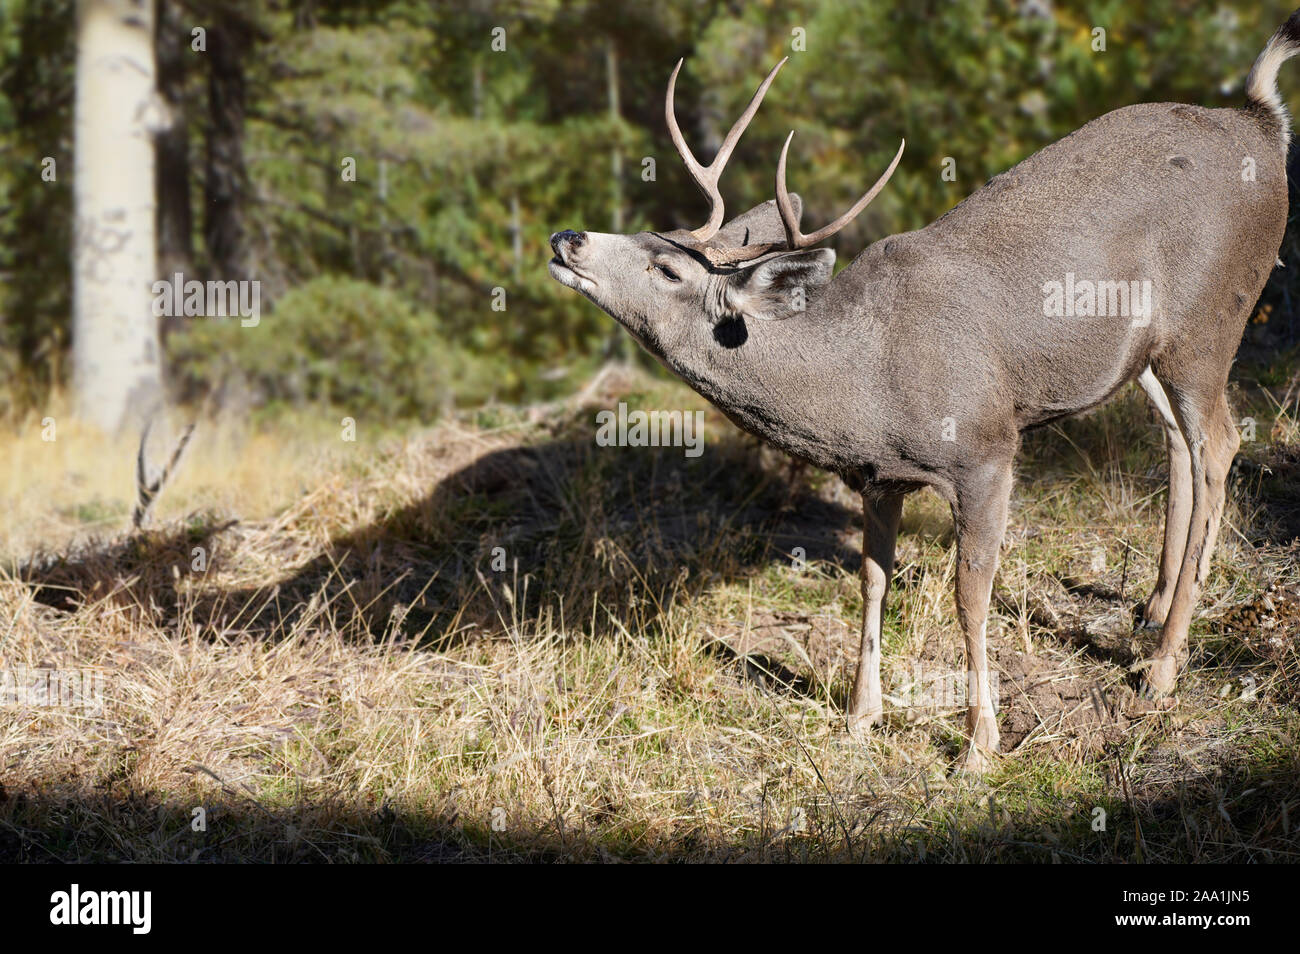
(548, 12, 1300, 771)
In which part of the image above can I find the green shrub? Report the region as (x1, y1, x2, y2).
(168, 275, 480, 420)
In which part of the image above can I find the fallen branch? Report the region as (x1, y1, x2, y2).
(132, 416, 196, 529)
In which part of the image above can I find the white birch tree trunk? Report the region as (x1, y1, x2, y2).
(73, 0, 162, 433)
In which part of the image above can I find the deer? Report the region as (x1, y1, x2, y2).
(547, 11, 1300, 772)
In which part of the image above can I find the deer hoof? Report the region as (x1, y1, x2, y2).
(955, 744, 996, 776)
(1137, 594, 1169, 630)
(845, 708, 881, 740)
(1138, 653, 1182, 697)
(956, 711, 999, 775)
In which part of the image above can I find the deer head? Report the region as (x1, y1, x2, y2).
(548, 58, 904, 365)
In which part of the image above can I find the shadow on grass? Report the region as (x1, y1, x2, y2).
(3, 743, 1298, 862)
(21, 424, 864, 651)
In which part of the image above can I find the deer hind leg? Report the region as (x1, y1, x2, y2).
(1140, 386, 1237, 696)
(847, 491, 905, 739)
(1136, 368, 1192, 629)
(1197, 393, 1240, 582)
(951, 461, 1014, 774)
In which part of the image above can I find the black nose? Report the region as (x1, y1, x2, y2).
(550, 230, 586, 255)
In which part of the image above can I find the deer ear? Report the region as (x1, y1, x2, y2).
(713, 195, 802, 248)
(717, 248, 835, 322)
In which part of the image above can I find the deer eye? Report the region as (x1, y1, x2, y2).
(650, 263, 681, 283)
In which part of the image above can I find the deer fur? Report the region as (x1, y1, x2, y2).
(547, 11, 1300, 771)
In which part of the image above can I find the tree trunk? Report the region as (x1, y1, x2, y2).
(604, 39, 630, 362)
(156, 0, 192, 281)
(203, 19, 249, 282)
(606, 40, 623, 232)
(73, 0, 163, 433)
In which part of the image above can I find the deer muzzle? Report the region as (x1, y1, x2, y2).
(548, 230, 598, 293)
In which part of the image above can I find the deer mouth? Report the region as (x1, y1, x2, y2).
(548, 256, 598, 294)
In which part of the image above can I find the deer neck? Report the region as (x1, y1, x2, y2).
(666, 290, 882, 477)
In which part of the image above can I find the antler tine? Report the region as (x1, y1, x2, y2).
(666, 56, 788, 243)
(777, 132, 906, 248)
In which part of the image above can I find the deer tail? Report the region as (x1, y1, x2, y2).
(1245, 8, 1300, 145)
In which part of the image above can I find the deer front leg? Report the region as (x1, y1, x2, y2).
(847, 492, 905, 739)
(952, 463, 1014, 774)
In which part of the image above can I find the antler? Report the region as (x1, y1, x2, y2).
(701, 242, 783, 267)
(776, 132, 905, 248)
(667, 56, 788, 243)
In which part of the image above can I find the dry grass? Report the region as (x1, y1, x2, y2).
(1, 368, 1299, 862)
